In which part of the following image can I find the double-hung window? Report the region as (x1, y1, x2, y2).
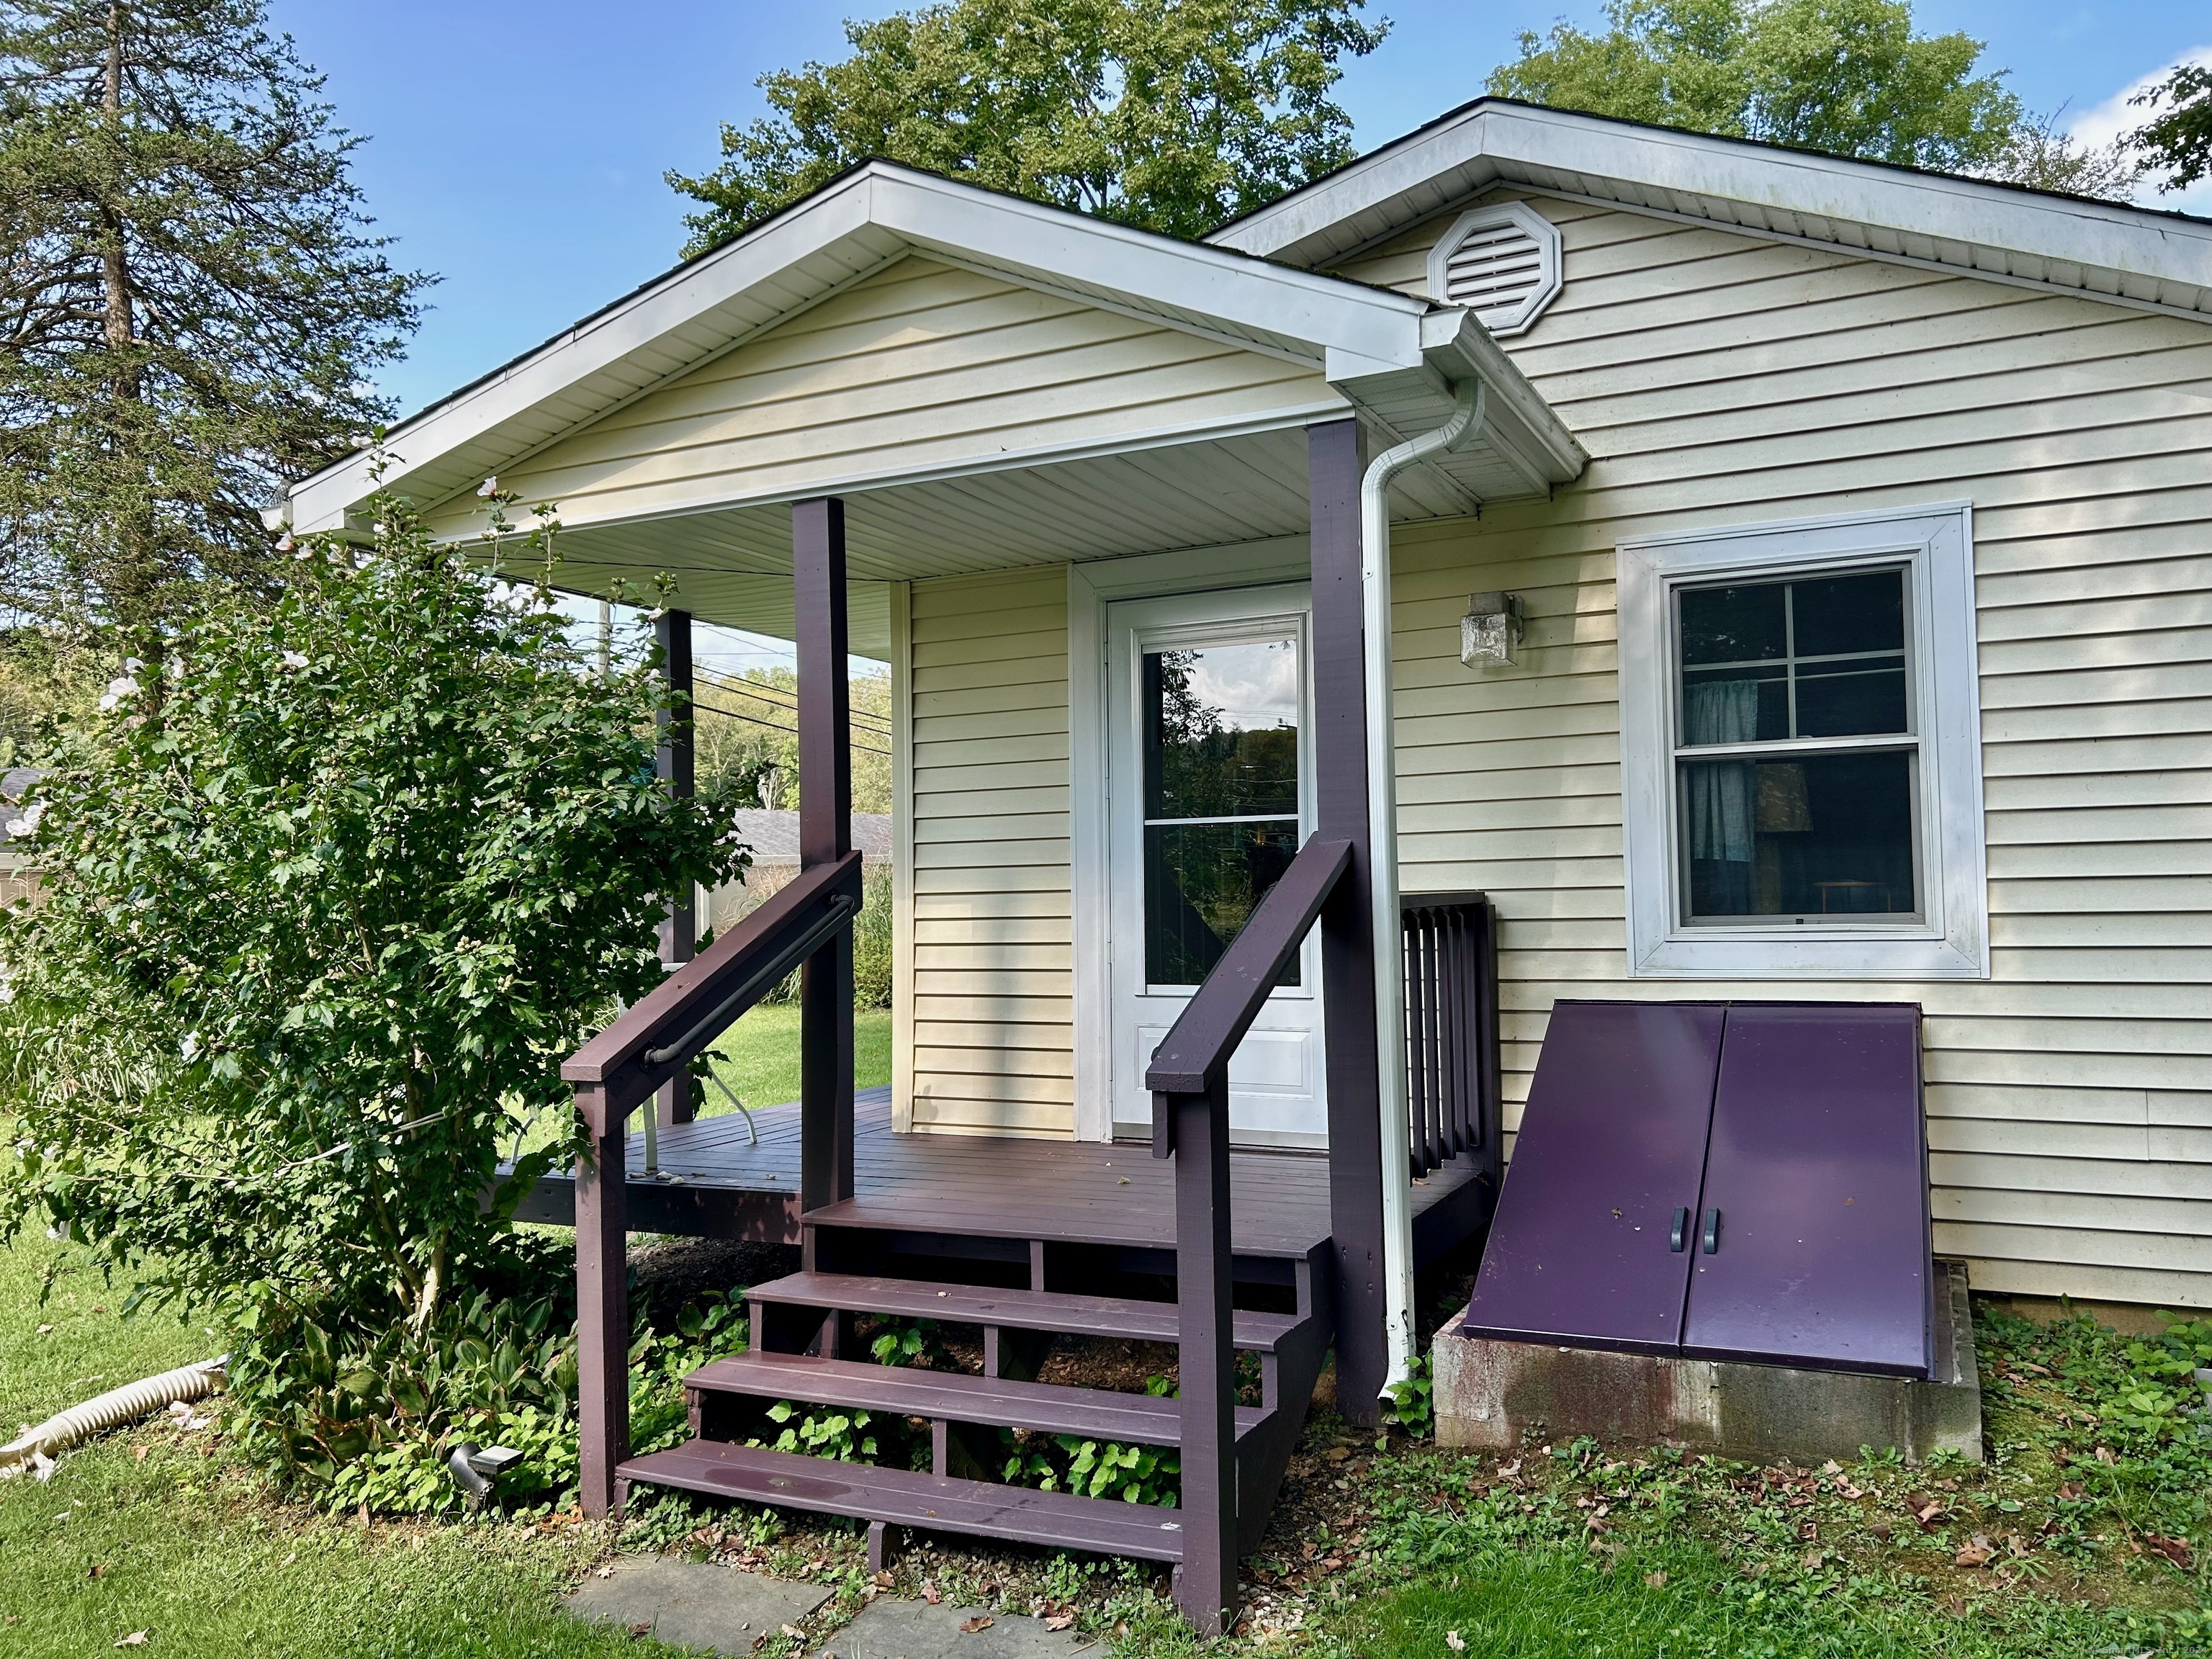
(1619, 505, 1989, 979)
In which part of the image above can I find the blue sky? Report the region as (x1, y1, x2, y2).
(261, 1, 2210, 673)
(267, 1, 2211, 421)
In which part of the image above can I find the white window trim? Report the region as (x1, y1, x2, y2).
(1618, 503, 1988, 980)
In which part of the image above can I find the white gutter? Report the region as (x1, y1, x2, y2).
(1359, 376, 1484, 1393)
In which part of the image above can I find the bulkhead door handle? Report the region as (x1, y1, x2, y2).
(1701, 1208, 1722, 1254)
(1670, 1206, 1689, 1252)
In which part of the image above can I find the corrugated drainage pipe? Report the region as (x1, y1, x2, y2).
(1359, 375, 1485, 1396)
(0, 1357, 226, 1473)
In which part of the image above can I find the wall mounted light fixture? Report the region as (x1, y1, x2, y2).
(1461, 590, 1524, 669)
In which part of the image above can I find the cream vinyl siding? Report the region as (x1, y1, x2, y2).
(1340, 195, 2212, 1309)
(906, 566, 1075, 1138)
(423, 256, 1333, 538)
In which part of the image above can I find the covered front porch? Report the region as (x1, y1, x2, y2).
(279, 161, 1586, 1632)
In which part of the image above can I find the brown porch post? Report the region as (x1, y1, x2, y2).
(1172, 1074, 1238, 1636)
(793, 498, 855, 1215)
(655, 608, 697, 1128)
(575, 1081, 629, 1516)
(1308, 416, 1387, 1424)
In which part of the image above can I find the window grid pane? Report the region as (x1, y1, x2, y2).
(1674, 570, 1919, 924)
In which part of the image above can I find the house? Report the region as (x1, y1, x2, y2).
(701, 808, 892, 940)
(274, 99, 2212, 1630)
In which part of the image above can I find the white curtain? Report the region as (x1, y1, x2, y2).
(1685, 680, 1759, 866)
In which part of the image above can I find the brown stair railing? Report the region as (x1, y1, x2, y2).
(562, 850, 864, 1516)
(1400, 891, 1502, 1187)
(1145, 833, 1352, 1637)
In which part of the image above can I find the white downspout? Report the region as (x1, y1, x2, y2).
(1359, 376, 1485, 1393)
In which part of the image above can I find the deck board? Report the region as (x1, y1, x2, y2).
(515, 1084, 1486, 1261)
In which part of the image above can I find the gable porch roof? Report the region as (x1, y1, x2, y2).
(274, 163, 1584, 637)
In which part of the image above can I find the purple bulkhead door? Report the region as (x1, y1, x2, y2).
(1680, 1004, 1931, 1378)
(1462, 1001, 1725, 1354)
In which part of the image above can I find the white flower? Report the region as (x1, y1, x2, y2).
(6, 800, 45, 839)
(370, 521, 387, 536)
(351, 434, 374, 450)
(122, 657, 143, 673)
(476, 476, 499, 498)
(181, 1033, 199, 1061)
(280, 650, 309, 670)
(275, 532, 294, 552)
(97, 675, 139, 711)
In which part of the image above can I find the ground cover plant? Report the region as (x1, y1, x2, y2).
(0, 483, 746, 1509)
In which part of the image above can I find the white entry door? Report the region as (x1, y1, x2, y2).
(1107, 585, 1327, 1147)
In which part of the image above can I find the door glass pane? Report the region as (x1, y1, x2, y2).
(1144, 821, 1302, 986)
(1144, 641, 1300, 819)
(1141, 635, 1302, 986)
(1680, 750, 1916, 919)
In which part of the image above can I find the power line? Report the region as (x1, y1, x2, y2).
(701, 673, 890, 733)
(693, 698, 891, 757)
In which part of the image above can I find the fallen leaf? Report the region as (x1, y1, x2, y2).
(1947, 1595, 1967, 1618)
(1869, 1522, 1894, 1542)
(921, 1581, 941, 1605)
(778, 1625, 804, 1639)
(627, 1621, 652, 1638)
(114, 1635, 149, 1649)
(89, 1563, 108, 1579)
(2095, 1446, 2117, 1465)
(1956, 1536, 1993, 1569)
(959, 1614, 995, 1633)
(1446, 1632, 1467, 1652)
(132, 1447, 147, 1464)
(35, 1323, 50, 1335)
(1044, 1612, 1076, 1632)
(1802, 1550, 1825, 1570)
(2056, 1482, 2086, 1502)
(1643, 1571, 1668, 1588)
(2146, 1534, 2194, 1570)
(1820, 1460, 1843, 1475)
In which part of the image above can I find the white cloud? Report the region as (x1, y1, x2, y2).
(2071, 45, 2212, 215)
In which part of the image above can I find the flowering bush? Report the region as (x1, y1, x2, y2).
(0, 485, 747, 1503)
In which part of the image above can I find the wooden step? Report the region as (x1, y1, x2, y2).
(686, 1351, 1269, 1446)
(621, 1439, 1188, 1560)
(747, 1272, 1303, 1352)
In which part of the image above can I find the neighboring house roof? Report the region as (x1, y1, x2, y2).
(1211, 98, 2212, 324)
(270, 160, 1584, 545)
(1, 768, 45, 868)
(727, 809, 893, 868)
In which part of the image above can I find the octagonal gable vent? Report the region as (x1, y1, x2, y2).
(1426, 200, 1563, 338)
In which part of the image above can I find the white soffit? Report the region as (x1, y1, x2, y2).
(282, 163, 1585, 536)
(1210, 99, 2212, 323)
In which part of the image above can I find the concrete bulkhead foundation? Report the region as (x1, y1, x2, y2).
(1434, 1259, 1982, 1465)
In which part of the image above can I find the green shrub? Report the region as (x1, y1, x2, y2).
(0, 481, 747, 1505)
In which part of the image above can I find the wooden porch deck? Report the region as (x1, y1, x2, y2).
(516, 1085, 1489, 1269)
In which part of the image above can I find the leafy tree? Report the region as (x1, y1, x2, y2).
(668, 0, 1387, 251)
(1983, 107, 2143, 202)
(0, 1, 426, 635)
(0, 487, 745, 1488)
(2129, 60, 2212, 195)
(1488, 0, 2020, 174)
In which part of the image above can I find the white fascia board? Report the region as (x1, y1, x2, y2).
(1214, 101, 2212, 305)
(287, 163, 1437, 533)
(287, 181, 886, 533)
(1419, 309, 1587, 481)
(867, 169, 1429, 370)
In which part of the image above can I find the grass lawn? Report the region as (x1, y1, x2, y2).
(0, 1236, 677, 1658)
(700, 1003, 891, 1118)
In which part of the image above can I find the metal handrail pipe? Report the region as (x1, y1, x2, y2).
(562, 850, 863, 1116)
(643, 891, 855, 1066)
